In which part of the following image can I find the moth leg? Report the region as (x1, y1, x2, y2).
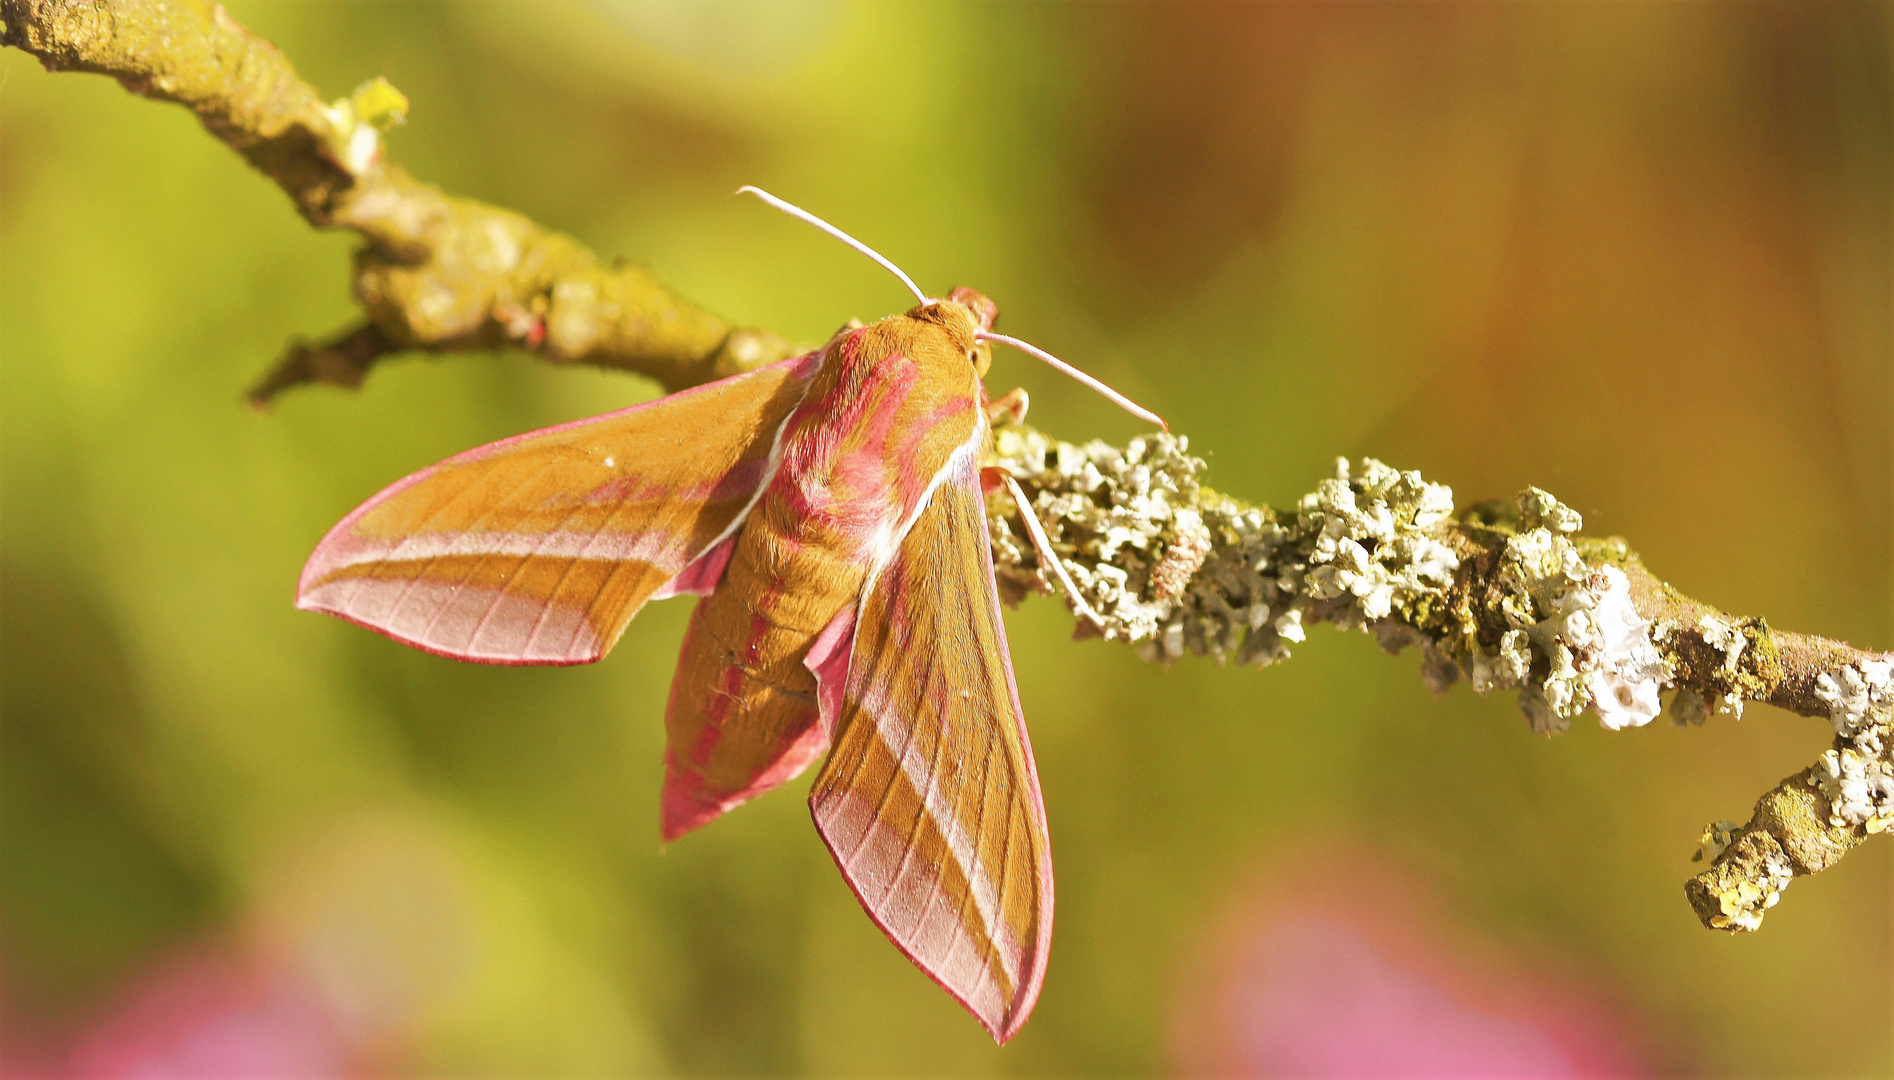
(978, 465, 1008, 495)
(985, 387, 1029, 427)
(999, 474, 1104, 627)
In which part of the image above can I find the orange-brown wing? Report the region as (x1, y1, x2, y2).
(297, 353, 819, 664)
(808, 450, 1054, 1044)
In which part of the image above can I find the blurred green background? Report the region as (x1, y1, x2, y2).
(3, 1, 1888, 1075)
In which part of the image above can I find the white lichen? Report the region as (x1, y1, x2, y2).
(1813, 659, 1893, 742)
(1696, 615, 1750, 720)
(1469, 629, 1532, 694)
(988, 438, 1467, 670)
(1713, 844, 1796, 931)
(1462, 496, 1667, 735)
(991, 429, 1214, 649)
(1693, 819, 1742, 863)
(1271, 457, 1460, 643)
(1274, 607, 1306, 644)
(1583, 567, 1666, 730)
(1517, 486, 1583, 534)
(1817, 748, 1894, 832)
(988, 440, 1679, 736)
(1698, 615, 1747, 671)
(1811, 659, 1894, 831)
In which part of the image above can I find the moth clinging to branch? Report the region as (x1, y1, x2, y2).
(296, 188, 1164, 1041)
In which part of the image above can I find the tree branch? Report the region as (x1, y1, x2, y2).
(981, 430, 1891, 934)
(0, 0, 798, 404)
(7, 0, 1886, 933)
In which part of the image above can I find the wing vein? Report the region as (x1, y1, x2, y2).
(883, 658, 953, 908)
(408, 459, 566, 646)
(846, 645, 926, 868)
(982, 729, 1021, 1002)
(339, 454, 506, 618)
(468, 467, 611, 654)
(514, 470, 654, 657)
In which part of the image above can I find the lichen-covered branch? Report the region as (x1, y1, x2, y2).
(7, 0, 1885, 933)
(0, 0, 798, 403)
(981, 429, 1891, 932)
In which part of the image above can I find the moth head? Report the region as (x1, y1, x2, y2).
(907, 293, 997, 378)
(945, 287, 999, 377)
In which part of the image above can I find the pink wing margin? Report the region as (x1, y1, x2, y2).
(296, 352, 819, 665)
(806, 449, 1055, 1043)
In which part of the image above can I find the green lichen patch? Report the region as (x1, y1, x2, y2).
(988, 431, 1889, 933)
(987, 439, 1679, 740)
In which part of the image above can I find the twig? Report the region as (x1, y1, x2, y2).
(982, 430, 1892, 932)
(0, 0, 798, 404)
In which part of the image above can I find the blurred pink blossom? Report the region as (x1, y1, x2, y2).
(1176, 843, 1643, 1078)
(60, 948, 352, 1080)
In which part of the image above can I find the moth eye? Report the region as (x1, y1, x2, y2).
(970, 346, 992, 379)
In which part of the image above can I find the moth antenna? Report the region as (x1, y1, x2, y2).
(978, 331, 1168, 431)
(738, 186, 930, 306)
(738, 186, 1165, 430)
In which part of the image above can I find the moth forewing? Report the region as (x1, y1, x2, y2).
(809, 449, 1053, 1044)
(295, 350, 822, 665)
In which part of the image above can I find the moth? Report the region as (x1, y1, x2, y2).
(296, 188, 1162, 1042)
